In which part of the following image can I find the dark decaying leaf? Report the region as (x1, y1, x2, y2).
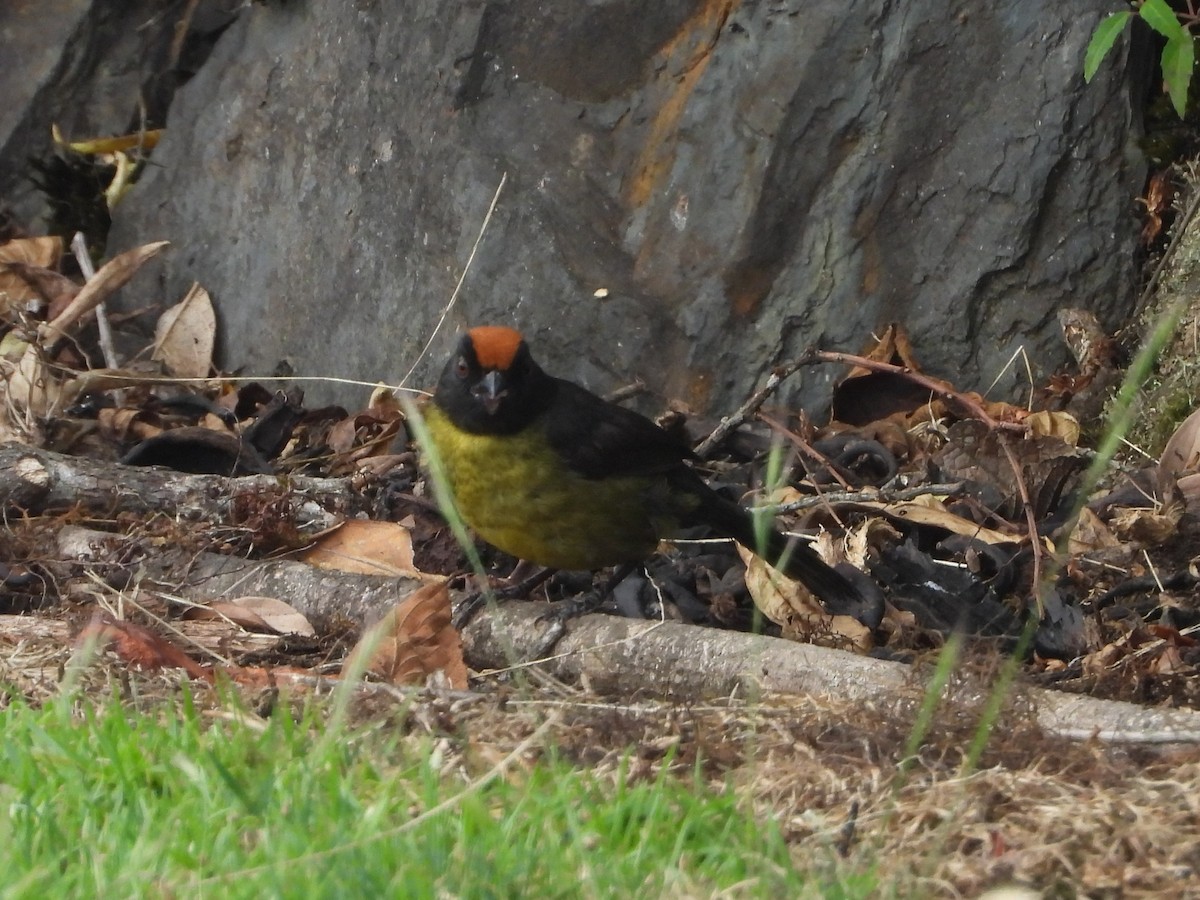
(242, 389, 306, 459)
(121, 426, 273, 475)
(935, 419, 1085, 520)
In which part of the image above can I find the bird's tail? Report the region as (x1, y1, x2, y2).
(691, 484, 864, 610)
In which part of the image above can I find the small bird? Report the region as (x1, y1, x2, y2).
(423, 325, 866, 615)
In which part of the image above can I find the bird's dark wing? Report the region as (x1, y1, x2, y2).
(541, 378, 695, 479)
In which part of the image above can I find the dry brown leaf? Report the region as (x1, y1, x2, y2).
(221, 664, 318, 692)
(847, 323, 922, 375)
(325, 410, 403, 468)
(39, 241, 169, 349)
(1108, 504, 1182, 546)
(1067, 507, 1122, 555)
(1159, 407, 1200, 477)
(5, 344, 63, 419)
(153, 283, 215, 379)
(0, 330, 29, 361)
(183, 596, 315, 637)
(344, 582, 466, 688)
(0, 262, 78, 318)
(0, 237, 63, 313)
(76, 614, 213, 682)
(98, 407, 162, 443)
(367, 384, 404, 421)
(737, 546, 872, 653)
(877, 601, 918, 645)
(1148, 644, 1187, 676)
(300, 519, 417, 575)
(853, 496, 1017, 545)
(844, 517, 903, 569)
(975, 396, 1030, 424)
(1025, 410, 1081, 445)
(6, 242, 170, 418)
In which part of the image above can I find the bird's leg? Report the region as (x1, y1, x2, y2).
(451, 564, 557, 631)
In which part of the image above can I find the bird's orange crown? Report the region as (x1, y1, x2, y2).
(468, 325, 525, 370)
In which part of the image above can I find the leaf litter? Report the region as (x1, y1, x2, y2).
(5, 168, 1200, 894)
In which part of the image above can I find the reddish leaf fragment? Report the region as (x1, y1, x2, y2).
(76, 614, 213, 682)
(220, 665, 317, 691)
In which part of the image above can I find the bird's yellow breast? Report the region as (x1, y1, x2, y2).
(423, 405, 669, 570)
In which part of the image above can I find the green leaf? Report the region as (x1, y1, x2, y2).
(1161, 33, 1196, 118)
(1139, 0, 1187, 40)
(1084, 11, 1133, 82)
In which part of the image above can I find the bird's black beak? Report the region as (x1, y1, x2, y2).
(472, 369, 506, 415)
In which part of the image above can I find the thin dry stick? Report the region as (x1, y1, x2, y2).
(757, 410, 855, 492)
(70, 232, 120, 370)
(397, 172, 508, 388)
(693, 359, 808, 458)
(995, 434, 1044, 616)
(769, 481, 964, 513)
(797, 348, 1029, 433)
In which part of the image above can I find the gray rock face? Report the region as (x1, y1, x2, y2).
(1, 0, 96, 225)
(0, 0, 194, 227)
(107, 0, 1142, 415)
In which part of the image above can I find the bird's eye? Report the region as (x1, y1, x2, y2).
(455, 357, 469, 378)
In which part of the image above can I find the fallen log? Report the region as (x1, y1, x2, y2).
(54, 525, 1200, 744)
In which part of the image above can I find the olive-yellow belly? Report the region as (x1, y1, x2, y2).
(424, 406, 674, 570)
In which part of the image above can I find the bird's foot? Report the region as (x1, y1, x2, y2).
(535, 590, 606, 625)
(529, 591, 606, 657)
(451, 566, 558, 631)
(450, 591, 490, 632)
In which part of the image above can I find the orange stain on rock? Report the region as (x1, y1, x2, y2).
(623, 0, 738, 211)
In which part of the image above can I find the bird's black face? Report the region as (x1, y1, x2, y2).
(434, 331, 553, 434)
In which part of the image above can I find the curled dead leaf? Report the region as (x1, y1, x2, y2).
(344, 582, 467, 688)
(1108, 504, 1182, 546)
(6, 242, 170, 419)
(737, 546, 872, 653)
(1177, 472, 1200, 513)
(0, 236, 63, 313)
(1067, 507, 1122, 555)
(853, 496, 1017, 545)
(153, 283, 216, 379)
(39, 241, 169, 350)
(844, 517, 902, 569)
(182, 596, 315, 636)
(1159, 407, 1200, 477)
